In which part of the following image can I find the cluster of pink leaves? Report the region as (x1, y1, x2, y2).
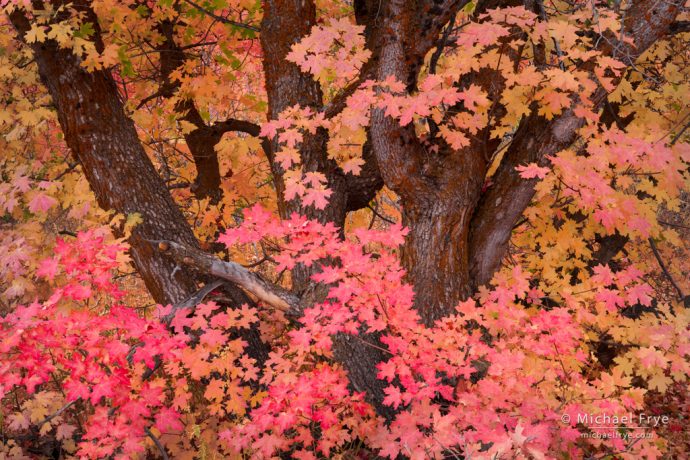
(0, 209, 686, 459)
(260, 106, 333, 208)
(215, 206, 680, 459)
(0, 169, 57, 216)
(0, 230, 186, 458)
(546, 127, 690, 238)
(286, 17, 371, 88)
(271, 5, 632, 181)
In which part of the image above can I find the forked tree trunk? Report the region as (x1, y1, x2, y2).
(9, 0, 680, 422)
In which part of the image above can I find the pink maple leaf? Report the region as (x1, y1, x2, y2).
(28, 193, 58, 213)
(516, 163, 550, 179)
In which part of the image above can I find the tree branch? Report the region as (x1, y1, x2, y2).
(36, 399, 78, 428)
(648, 237, 685, 302)
(183, 0, 260, 32)
(152, 240, 301, 315)
(670, 21, 690, 35)
(211, 118, 261, 137)
(144, 427, 170, 460)
(162, 279, 225, 324)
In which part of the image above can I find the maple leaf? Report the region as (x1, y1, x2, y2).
(376, 361, 397, 382)
(275, 147, 301, 169)
(382, 386, 403, 409)
(438, 124, 470, 149)
(302, 187, 332, 209)
(341, 157, 365, 175)
(647, 373, 672, 392)
(154, 407, 184, 433)
(516, 163, 550, 179)
(25, 25, 46, 43)
(200, 328, 226, 348)
(36, 257, 59, 280)
(27, 193, 58, 213)
(56, 423, 77, 441)
(289, 329, 312, 349)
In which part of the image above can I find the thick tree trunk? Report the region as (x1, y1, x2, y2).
(365, 0, 489, 324)
(469, 110, 581, 287)
(261, 0, 349, 292)
(402, 202, 475, 325)
(260, 0, 393, 417)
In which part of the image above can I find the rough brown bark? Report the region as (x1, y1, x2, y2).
(365, 0, 490, 325)
(260, 0, 395, 418)
(9, 6, 200, 305)
(8, 2, 269, 364)
(260, 0, 384, 289)
(469, 110, 580, 286)
(261, 0, 346, 290)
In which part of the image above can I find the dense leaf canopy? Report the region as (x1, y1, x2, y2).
(0, 0, 689, 458)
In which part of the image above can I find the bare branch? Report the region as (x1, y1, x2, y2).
(162, 279, 225, 324)
(152, 240, 301, 314)
(183, 0, 260, 32)
(144, 427, 170, 460)
(648, 237, 685, 302)
(36, 399, 78, 428)
(671, 118, 690, 146)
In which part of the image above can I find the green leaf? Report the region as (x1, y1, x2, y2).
(74, 22, 95, 39)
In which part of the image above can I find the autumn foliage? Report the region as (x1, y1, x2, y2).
(1, 0, 690, 459)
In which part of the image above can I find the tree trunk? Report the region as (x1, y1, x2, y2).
(402, 202, 475, 325)
(9, 8, 200, 305)
(8, 4, 269, 364)
(259, 0, 400, 418)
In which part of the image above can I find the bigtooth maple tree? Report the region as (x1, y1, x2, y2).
(1, 0, 689, 458)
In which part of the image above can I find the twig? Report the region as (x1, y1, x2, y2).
(366, 204, 396, 225)
(183, 0, 260, 32)
(670, 118, 690, 146)
(162, 279, 225, 324)
(36, 399, 78, 428)
(145, 427, 170, 460)
(648, 237, 685, 302)
(658, 219, 690, 230)
(167, 181, 191, 190)
(54, 162, 78, 180)
(429, 12, 456, 74)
